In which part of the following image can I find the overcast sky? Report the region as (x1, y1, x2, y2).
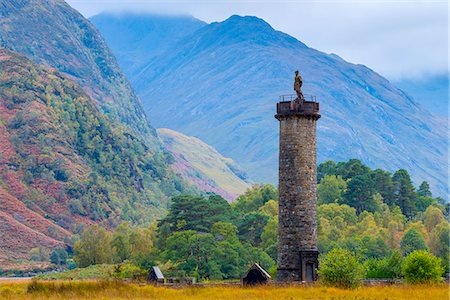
(66, 0, 448, 80)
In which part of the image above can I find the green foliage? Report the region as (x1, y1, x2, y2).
(417, 181, 432, 197)
(159, 195, 233, 233)
(424, 206, 445, 232)
(364, 251, 403, 278)
(371, 169, 395, 206)
(402, 250, 444, 283)
(261, 218, 278, 261)
(237, 212, 269, 247)
(73, 225, 113, 267)
(36, 264, 115, 280)
(232, 184, 277, 214)
(50, 248, 68, 265)
(392, 170, 416, 218)
(317, 175, 347, 205)
(29, 247, 49, 262)
(112, 263, 147, 280)
(429, 222, 450, 272)
(400, 227, 428, 256)
(0, 52, 189, 228)
(343, 174, 377, 213)
(318, 248, 364, 289)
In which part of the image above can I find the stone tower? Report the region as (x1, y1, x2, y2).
(275, 76, 321, 282)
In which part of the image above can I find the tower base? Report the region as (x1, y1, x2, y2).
(277, 250, 319, 282)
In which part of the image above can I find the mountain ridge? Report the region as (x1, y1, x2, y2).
(93, 13, 448, 197)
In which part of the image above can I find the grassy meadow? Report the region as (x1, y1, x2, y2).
(0, 280, 448, 300)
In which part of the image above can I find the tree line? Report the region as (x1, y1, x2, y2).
(52, 159, 448, 281)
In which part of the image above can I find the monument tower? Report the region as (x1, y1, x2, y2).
(275, 70, 321, 282)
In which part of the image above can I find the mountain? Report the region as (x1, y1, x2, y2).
(0, 1, 193, 212)
(158, 128, 252, 201)
(0, 1, 199, 264)
(0, 0, 156, 146)
(394, 74, 449, 118)
(0, 49, 191, 263)
(90, 12, 206, 76)
(93, 13, 448, 197)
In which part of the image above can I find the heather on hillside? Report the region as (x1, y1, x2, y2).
(0, 49, 189, 263)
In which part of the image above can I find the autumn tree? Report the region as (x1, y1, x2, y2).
(74, 224, 113, 267)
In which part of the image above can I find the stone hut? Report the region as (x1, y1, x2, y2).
(241, 263, 271, 285)
(147, 266, 164, 284)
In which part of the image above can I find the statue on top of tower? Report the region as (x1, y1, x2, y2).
(294, 70, 304, 100)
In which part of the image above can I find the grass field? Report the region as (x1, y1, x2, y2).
(0, 280, 448, 300)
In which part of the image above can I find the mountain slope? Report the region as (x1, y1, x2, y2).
(95, 14, 448, 197)
(158, 128, 251, 201)
(0, 1, 192, 218)
(0, 0, 156, 146)
(0, 49, 189, 262)
(90, 12, 206, 76)
(394, 74, 449, 118)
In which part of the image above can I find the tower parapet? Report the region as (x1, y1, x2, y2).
(275, 75, 320, 283)
(275, 94, 320, 120)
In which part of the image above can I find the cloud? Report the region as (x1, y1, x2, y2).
(67, 0, 448, 80)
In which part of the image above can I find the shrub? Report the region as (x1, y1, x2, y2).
(318, 248, 364, 289)
(402, 250, 444, 283)
(364, 251, 403, 278)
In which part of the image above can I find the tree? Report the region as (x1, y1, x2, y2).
(371, 169, 395, 206)
(335, 159, 370, 180)
(317, 175, 347, 205)
(111, 222, 132, 262)
(73, 224, 113, 267)
(163, 230, 220, 279)
(415, 196, 437, 212)
(402, 250, 444, 283)
(260, 217, 278, 261)
(429, 222, 450, 272)
(317, 160, 337, 182)
(211, 222, 239, 243)
(343, 174, 377, 213)
(318, 248, 364, 289)
(417, 181, 432, 197)
(233, 184, 277, 214)
(128, 225, 155, 268)
(159, 195, 233, 234)
(400, 227, 428, 256)
(424, 206, 445, 232)
(29, 247, 48, 262)
(237, 212, 269, 247)
(392, 170, 416, 217)
(50, 248, 68, 265)
(258, 200, 278, 217)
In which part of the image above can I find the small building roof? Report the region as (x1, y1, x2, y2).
(245, 263, 271, 279)
(151, 266, 164, 279)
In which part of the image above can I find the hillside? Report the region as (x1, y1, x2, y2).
(0, 49, 187, 263)
(394, 74, 449, 117)
(0, 3, 194, 215)
(0, 0, 156, 147)
(158, 128, 251, 201)
(90, 12, 206, 76)
(93, 13, 449, 197)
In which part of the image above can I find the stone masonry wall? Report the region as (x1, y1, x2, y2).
(277, 115, 318, 282)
